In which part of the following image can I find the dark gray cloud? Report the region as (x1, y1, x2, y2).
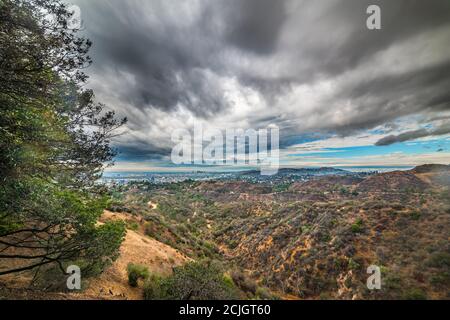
(375, 123, 450, 146)
(375, 128, 429, 146)
(305, 0, 450, 77)
(116, 144, 170, 161)
(70, 0, 450, 158)
(224, 0, 287, 55)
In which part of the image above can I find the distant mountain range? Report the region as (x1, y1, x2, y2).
(102, 165, 449, 185)
(238, 167, 349, 176)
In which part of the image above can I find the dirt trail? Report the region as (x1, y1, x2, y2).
(79, 211, 189, 300)
(148, 201, 158, 210)
(0, 211, 190, 300)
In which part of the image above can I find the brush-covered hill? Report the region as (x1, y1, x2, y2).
(1, 165, 448, 300)
(412, 164, 450, 187)
(356, 171, 430, 193)
(412, 164, 450, 174)
(0, 211, 189, 300)
(89, 164, 449, 300)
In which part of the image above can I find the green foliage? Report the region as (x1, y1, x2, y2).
(384, 274, 403, 290)
(320, 233, 331, 242)
(402, 288, 427, 300)
(0, 0, 126, 279)
(143, 274, 168, 299)
(127, 263, 150, 287)
(222, 274, 236, 290)
(430, 272, 450, 288)
(107, 199, 128, 213)
(427, 252, 450, 269)
(230, 270, 257, 295)
(127, 221, 140, 231)
(272, 183, 291, 193)
(143, 261, 240, 300)
(228, 239, 239, 249)
(319, 292, 332, 300)
(351, 218, 364, 233)
(410, 211, 421, 220)
(255, 286, 278, 300)
(301, 224, 311, 235)
(347, 258, 360, 270)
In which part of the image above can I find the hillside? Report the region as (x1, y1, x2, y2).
(412, 164, 450, 187)
(0, 211, 189, 300)
(411, 164, 450, 174)
(356, 171, 430, 193)
(1, 165, 449, 300)
(80, 211, 189, 299)
(101, 165, 449, 300)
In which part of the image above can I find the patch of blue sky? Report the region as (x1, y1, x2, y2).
(288, 138, 449, 159)
(280, 133, 329, 148)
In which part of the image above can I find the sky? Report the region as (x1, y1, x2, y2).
(71, 0, 450, 171)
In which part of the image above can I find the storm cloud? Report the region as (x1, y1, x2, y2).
(71, 0, 450, 159)
(376, 122, 450, 146)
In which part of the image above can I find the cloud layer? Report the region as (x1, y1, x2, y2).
(72, 0, 450, 162)
(376, 123, 450, 146)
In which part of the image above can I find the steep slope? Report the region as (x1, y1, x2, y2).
(290, 175, 363, 192)
(356, 171, 430, 193)
(79, 211, 189, 300)
(411, 164, 450, 174)
(4, 166, 447, 300)
(412, 164, 450, 187)
(114, 167, 449, 300)
(0, 211, 189, 300)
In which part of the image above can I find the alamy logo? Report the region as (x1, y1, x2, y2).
(66, 265, 81, 290)
(171, 123, 279, 176)
(366, 5, 381, 30)
(367, 265, 381, 290)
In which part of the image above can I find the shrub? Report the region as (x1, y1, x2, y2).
(127, 221, 140, 231)
(384, 274, 403, 290)
(143, 274, 169, 299)
(231, 270, 257, 295)
(319, 292, 332, 300)
(348, 258, 360, 270)
(320, 233, 331, 243)
(427, 252, 450, 269)
(301, 225, 311, 235)
(222, 274, 236, 289)
(410, 211, 421, 220)
(430, 272, 450, 287)
(228, 239, 239, 249)
(127, 263, 150, 287)
(402, 288, 427, 300)
(255, 286, 277, 300)
(143, 260, 239, 300)
(106, 195, 129, 213)
(144, 222, 160, 238)
(351, 219, 364, 233)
